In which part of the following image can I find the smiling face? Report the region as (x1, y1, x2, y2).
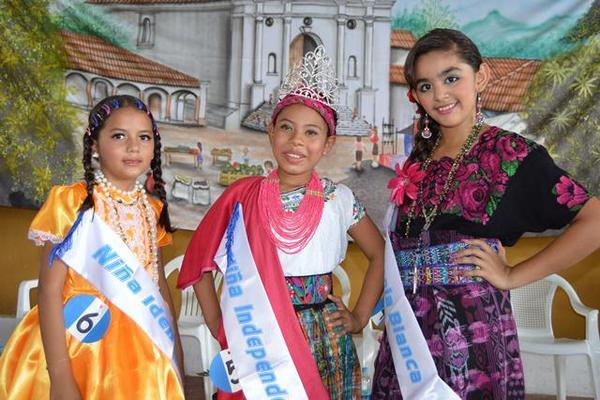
(412, 49, 489, 135)
(93, 107, 155, 191)
(268, 103, 335, 191)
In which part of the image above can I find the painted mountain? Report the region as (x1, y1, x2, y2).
(462, 10, 578, 59)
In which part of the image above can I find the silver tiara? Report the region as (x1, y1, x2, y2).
(278, 45, 339, 107)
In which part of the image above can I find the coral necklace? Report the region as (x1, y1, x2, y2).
(258, 169, 324, 254)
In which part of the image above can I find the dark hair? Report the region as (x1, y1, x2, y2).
(404, 29, 483, 161)
(81, 95, 174, 232)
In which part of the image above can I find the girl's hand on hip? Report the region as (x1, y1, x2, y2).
(453, 239, 513, 290)
(324, 295, 361, 336)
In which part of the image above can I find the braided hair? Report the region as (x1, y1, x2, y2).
(404, 29, 483, 162)
(80, 95, 175, 232)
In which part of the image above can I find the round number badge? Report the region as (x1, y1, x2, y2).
(63, 294, 111, 343)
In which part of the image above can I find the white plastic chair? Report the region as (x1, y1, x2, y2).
(510, 273, 600, 399)
(332, 265, 351, 307)
(164, 256, 221, 399)
(359, 309, 384, 394)
(16, 279, 39, 319)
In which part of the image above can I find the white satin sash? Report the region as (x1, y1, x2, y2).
(214, 203, 308, 400)
(383, 205, 459, 399)
(57, 209, 181, 382)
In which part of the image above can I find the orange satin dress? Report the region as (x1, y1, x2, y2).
(0, 182, 184, 400)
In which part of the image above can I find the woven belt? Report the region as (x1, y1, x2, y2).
(396, 240, 499, 287)
(293, 299, 334, 312)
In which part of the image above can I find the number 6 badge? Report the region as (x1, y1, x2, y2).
(63, 294, 111, 343)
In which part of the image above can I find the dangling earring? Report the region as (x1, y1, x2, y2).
(476, 93, 485, 125)
(92, 152, 100, 160)
(421, 113, 432, 139)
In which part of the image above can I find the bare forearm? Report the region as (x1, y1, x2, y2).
(157, 268, 185, 370)
(348, 216, 385, 331)
(509, 198, 600, 288)
(193, 273, 221, 338)
(351, 256, 384, 330)
(38, 286, 71, 380)
(38, 244, 74, 381)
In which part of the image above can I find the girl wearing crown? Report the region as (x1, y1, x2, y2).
(177, 46, 384, 399)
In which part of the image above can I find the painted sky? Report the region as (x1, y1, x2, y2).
(392, 0, 592, 26)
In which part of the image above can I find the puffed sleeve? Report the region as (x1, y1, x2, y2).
(28, 183, 87, 246)
(510, 146, 590, 233)
(334, 183, 367, 231)
(148, 196, 172, 247)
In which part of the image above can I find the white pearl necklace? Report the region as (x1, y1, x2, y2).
(94, 171, 159, 284)
(95, 170, 144, 198)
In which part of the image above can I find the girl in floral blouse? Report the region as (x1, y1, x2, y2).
(372, 28, 600, 399)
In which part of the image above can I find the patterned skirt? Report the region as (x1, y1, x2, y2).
(287, 274, 361, 400)
(371, 282, 525, 399)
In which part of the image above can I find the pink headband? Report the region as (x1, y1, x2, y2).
(271, 94, 337, 136)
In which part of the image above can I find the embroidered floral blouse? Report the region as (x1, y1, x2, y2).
(395, 126, 590, 246)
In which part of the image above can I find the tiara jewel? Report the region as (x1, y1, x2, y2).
(278, 45, 339, 107)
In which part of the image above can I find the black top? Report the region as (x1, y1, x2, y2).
(394, 126, 590, 246)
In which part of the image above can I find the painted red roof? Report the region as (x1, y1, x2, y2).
(389, 65, 406, 85)
(60, 30, 199, 87)
(391, 30, 416, 49)
(482, 58, 542, 112)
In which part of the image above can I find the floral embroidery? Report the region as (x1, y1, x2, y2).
(388, 160, 426, 206)
(553, 175, 588, 210)
(401, 127, 537, 225)
(282, 178, 366, 223)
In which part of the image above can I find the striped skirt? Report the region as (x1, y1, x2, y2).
(287, 274, 361, 399)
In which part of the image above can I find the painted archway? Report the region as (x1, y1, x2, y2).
(289, 33, 322, 67)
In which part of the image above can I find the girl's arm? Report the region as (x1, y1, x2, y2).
(193, 272, 222, 338)
(457, 197, 600, 290)
(38, 243, 81, 399)
(327, 215, 385, 334)
(156, 250, 185, 374)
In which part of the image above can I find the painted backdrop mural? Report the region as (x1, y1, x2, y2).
(1, 0, 597, 231)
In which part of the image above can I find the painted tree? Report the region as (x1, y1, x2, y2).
(565, 0, 600, 43)
(52, 0, 133, 49)
(524, 2, 600, 195)
(0, 0, 78, 203)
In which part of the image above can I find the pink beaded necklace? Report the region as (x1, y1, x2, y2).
(258, 169, 324, 254)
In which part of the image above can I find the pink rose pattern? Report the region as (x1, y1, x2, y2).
(400, 127, 538, 225)
(554, 175, 588, 210)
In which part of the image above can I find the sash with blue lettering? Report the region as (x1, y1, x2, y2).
(215, 203, 308, 399)
(55, 209, 181, 382)
(383, 205, 459, 399)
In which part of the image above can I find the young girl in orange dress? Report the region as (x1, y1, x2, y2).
(0, 95, 184, 399)
(177, 46, 384, 399)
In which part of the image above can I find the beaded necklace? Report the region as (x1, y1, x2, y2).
(94, 170, 159, 284)
(258, 169, 324, 254)
(403, 122, 484, 293)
